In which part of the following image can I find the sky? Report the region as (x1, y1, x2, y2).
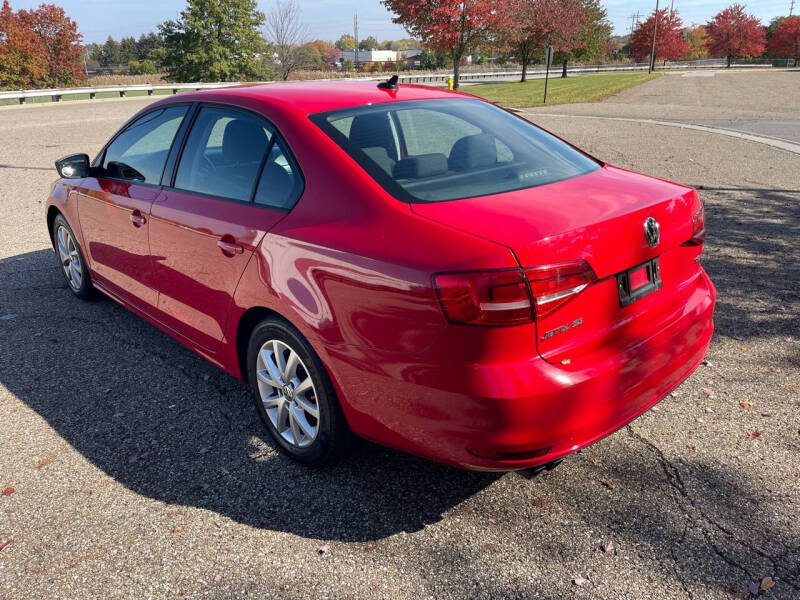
(6, 0, 795, 44)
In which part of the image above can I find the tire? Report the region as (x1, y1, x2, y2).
(52, 214, 96, 300)
(246, 317, 350, 466)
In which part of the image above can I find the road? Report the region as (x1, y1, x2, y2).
(1, 70, 798, 599)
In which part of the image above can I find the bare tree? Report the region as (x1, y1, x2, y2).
(264, 0, 309, 80)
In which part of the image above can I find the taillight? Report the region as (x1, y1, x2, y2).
(524, 260, 596, 319)
(433, 269, 532, 326)
(690, 204, 706, 245)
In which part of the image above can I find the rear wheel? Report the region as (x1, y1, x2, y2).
(247, 317, 349, 466)
(52, 214, 95, 300)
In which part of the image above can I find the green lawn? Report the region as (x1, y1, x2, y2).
(466, 72, 660, 109)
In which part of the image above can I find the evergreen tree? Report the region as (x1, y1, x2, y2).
(158, 0, 267, 82)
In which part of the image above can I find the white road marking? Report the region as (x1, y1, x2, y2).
(529, 113, 800, 155)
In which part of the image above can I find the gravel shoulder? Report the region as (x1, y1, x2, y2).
(1, 83, 799, 599)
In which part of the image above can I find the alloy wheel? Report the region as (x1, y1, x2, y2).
(56, 225, 82, 291)
(255, 339, 320, 448)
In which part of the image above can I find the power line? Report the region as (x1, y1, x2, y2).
(629, 11, 640, 34)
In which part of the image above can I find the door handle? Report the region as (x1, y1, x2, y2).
(217, 239, 244, 255)
(130, 212, 146, 226)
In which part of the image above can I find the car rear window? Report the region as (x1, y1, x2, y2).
(310, 99, 600, 203)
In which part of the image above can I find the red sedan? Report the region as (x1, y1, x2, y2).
(46, 80, 715, 470)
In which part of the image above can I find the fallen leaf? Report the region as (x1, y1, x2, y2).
(0, 540, 10, 552)
(317, 543, 330, 555)
(592, 458, 601, 467)
(748, 581, 760, 595)
(760, 413, 772, 418)
(748, 430, 762, 440)
(701, 387, 715, 399)
(213, 574, 221, 584)
(686, 444, 696, 451)
(601, 540, 614, 554)
(36, 449, 60, 470)
(760, 576, 775, 591)
(573, 576, 587, 586)
(740, 401, 752, 410)
(1, 486, 14, 496)
(702, 359, 713, 367)
(741, 345, 748, 352)
(601, 479, 615, 490)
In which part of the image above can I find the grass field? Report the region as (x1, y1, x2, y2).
(467, 72, 660, 108)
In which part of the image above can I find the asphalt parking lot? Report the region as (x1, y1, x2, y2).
(1, 70, 798, 599)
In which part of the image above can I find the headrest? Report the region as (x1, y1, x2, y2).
(448, 133, 497, 171)
(393, 153, 448, 179)
(222, 119, 267, 164)
(349, 113, 394, 152)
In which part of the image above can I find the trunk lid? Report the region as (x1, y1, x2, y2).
(412, 165, 704, 363)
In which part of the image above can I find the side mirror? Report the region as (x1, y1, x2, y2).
(55, 153, 90, 179)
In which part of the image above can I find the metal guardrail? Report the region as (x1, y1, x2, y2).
(0, 82, 242, 104)
(0, 58, 793, 104)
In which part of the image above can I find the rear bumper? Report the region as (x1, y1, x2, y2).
(325, 269, 716, 471)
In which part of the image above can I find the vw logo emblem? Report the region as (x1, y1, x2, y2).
(282, 384, 294, 400)
(644, 217, 660, 248)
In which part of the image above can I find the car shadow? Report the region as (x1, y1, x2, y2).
(0, 247, 499, 542)
(693, 185, 800, 366)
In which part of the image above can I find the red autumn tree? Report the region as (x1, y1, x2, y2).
(767, 15, 800, 66)
(629, 8, 689, 63)
(0, 1, 83, 89)
(382, 0, 507, 88)
(0, 0, 47, 88)
(503, 0, 586, 82)
(18, 3, 84, 86)
(706, 3, 766, 67)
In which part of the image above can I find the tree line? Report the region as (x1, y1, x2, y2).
(2, 0, 799, 90)
(385, 0, 800, 87)
(627, 3, 798, 69)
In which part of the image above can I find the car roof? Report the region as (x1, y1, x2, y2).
(163, 80, 473, 116)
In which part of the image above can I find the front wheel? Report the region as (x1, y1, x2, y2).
(247, 318, 350, 466)
(52, 214, 96, 300)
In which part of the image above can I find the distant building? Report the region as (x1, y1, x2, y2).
(339, 50, 398, 64)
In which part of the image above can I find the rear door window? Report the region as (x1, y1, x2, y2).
(174, 106, 273, 202)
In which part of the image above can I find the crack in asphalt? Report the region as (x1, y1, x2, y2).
(626, 425, 800, 593)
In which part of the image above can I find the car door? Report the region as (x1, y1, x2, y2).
(149, 104, 303, 352)
(76, 105, 189, 312)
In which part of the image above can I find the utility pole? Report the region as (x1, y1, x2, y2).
(649, 0, 660, 73)
(790, 0, 795, 16)
(354, 12, 359, 69)
(670, 0, 674, 16)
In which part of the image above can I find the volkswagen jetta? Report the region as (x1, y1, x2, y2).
(46, 80, 715, 470)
